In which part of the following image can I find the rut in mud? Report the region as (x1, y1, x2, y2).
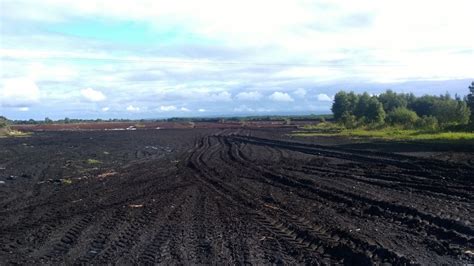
(0, 129, 473, 264)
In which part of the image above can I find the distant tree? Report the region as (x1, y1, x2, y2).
(354, 92, 371, 118)
(347, 92, 359, 114)
(467, 81, 474, 123)
(332, 92, 348, 121)
(0, 116, 8, 128)
(365, 97, 386, 124)
(378, 90, 408, 112)
(332, 88, 470, 129)
(432, 100, 470, 127)
(415, 116, 439, 131)
(386, 107, 419, 127)
(331, 91, 359, 121)
(408, 95, 437, 117)
(44, 117, 53, 124)
(340, 112, 358, 129)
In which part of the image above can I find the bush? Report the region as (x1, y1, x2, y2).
(365, 97, 386, 124)
(386, 107, 419, 128)
(378, 90, 408, 112)
(339, 112, 358, 129)
(332, 91, 358, 121)
(0, 116, 9, 129)
(415, 116, 439, 131)
(432, 100, 470, 127)
(331, 88, 470, 130)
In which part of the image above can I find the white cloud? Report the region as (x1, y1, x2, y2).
(160, 105, 177, 111)
(234, 105, 254, 112)
(317, 93, 333, 102)
(2, 0, 473, 119)
(235, 91, 263, 101)
(126, 105, 140, 112)
(180, 107, 190, 112)
(0, 78, 40, 107)
(18, 107, 29, 112)
(2, 1, 473, 84)
(101, 107, 110, 112)
(269, 92, 294, 102)
(294, 88, 307, 98)
(27, 63, 77, 82)
(198, 108, 206, 112)
(81, 88, 106, 102)
(209, 91, 232, 102)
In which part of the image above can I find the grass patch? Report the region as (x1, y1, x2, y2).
(0, 129, 31, 138)
(134, 123, 146, 128)
(86, 159, 102, 165)
(61, 178, 73, 185)
(294, 123, 474, 143)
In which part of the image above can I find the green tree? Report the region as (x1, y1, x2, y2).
(331, 91, 359, 121)
(467, 81, 474, 124)
(386, 107, 419, 127)
(432, 100, 470, 127)
(0, 116, 8, 128)
(415, 116, 439, 130)
(332, 91, 349, 121)
(378, 90, 408, 112)
(354, 92, 371, 118)
(365, 97, 386, 124)
(340, 111, 358, 128)
(408, 95, 437, 117)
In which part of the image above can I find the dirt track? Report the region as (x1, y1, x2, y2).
(0, 128, 473, 265)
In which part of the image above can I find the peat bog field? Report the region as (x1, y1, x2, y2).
(0, 127, 473, 264)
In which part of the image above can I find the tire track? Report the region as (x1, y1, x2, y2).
(221, 135, 473, 260)
(184, 135, 413, 264)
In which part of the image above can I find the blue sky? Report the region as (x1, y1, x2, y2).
(0, 0, 473, 120)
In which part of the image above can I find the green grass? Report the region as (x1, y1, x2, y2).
(294, 122, 474, 142)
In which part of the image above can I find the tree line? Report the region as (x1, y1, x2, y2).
(6, 115, 331, 125)
(0, 116, 8, 129)
(332, 82, 474, 130)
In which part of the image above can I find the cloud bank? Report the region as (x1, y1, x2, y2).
(0, 0, 473, 119)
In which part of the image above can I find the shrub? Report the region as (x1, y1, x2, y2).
(332, 91, 358, 121)
(378, 90, 408, 112)
(386, 107, 419, 128)
(0, 116, 8, 128)
(365, 97, 386, 124)
(415, 116, 439, 131)
(0, 116, 11, 135)
(339, 112, 358, 129)
(432, 100, 470, 127)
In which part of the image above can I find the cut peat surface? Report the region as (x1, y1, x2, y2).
(0, 128, 473, 264)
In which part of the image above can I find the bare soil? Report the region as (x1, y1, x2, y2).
(0, 127, 473, 265)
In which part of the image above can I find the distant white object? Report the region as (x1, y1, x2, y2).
(0, 181, 5, 184)
(126, 126, 137, 131)
(156, 127, 161, 130)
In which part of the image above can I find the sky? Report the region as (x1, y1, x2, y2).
(0, 0, 473, 120)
